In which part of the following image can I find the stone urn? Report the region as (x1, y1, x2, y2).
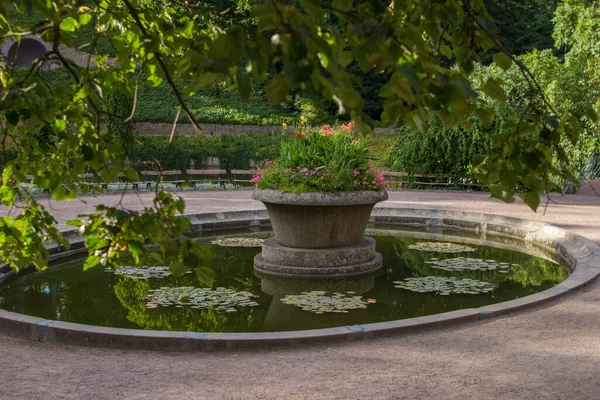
(252, 189, 388, 278)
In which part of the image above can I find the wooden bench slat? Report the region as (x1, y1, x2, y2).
(186, 169, 226, 175)
(142, 170, 182, 176)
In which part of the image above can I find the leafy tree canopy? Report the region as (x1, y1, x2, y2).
(0, 0, 589, 276)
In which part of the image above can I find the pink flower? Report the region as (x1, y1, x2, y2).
(340, 122, 354, 132)
(320, 124, 334, 137)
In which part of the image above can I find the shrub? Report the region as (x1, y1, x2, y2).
(389, 116, 495, 176)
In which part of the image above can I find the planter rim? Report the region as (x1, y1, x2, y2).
(252, 189, 388, 206)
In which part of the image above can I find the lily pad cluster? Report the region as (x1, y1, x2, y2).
(145, 286, 260, 311)
(394, 277, 496, 295)
(280, 291, 376, 314)
(425, 257, 517, 273)
(106, 266, 191, 280)
(408, 242, 476, 253)
(210, 238, 265, 247)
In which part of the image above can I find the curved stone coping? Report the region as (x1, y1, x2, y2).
(0, 207, 598, 351)
(252, 189, 389, 206)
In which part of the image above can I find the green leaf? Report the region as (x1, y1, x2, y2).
(6, 111, 19, 126)
(236, 70, 251, 101)
(267, 75, 291, 103)
(147, 74, 164, 88)
(482, 79, 506, 103)
(0, 185, 15, 206)
(196, 266, 215, 287)
(318, 53, 329, 69)
(83, 255, 101, 270)
(585, 107, 598, 123)
(398, 65, 420, 91)
(300, 0, 322, 19)
(493, 53, 513, 71)
(332, 0, 352, 12)
(520, 192, 540, 211)
(170, 261, 189, 277)
(79, 13, 92, 26)
(53, 119, 67, 132)
(60, 17, 77, 32)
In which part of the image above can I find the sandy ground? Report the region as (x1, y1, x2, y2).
(1, 190, 600, 400)
(579, 179, 600, 197)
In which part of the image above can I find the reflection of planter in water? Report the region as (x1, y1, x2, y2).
(259, 274, 376, 331)
(252, 189, 388, 278)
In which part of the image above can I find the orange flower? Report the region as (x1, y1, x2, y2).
(295, 131, 304, 139)
(320, 124, 334, 137)
(341, 121, 354, 132)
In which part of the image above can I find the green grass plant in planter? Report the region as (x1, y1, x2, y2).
(252, 123, 389, 193)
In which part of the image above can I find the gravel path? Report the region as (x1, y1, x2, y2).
(1, 190, 599, 400)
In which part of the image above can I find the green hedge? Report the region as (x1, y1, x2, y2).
(127, 132, 396, 172)
(128, 133, 283, 171)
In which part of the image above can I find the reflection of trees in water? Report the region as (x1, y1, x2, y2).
(343, 235, 571, 323)
(390, 238, 568, 287)
(1, 266, 133, 326)
(113, 243, 271, 332)
(113, 276, 270, 332)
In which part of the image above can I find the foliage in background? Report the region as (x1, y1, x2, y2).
(485, 0, 559, 56)
(469, 49, 600, 184)
(16, 68, 327, 126)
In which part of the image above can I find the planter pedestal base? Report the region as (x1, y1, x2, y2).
(254, 237, 383, 279)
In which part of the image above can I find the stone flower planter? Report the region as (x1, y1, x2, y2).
(252, 189, 388, 249)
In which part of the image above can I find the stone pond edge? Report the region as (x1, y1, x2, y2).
(0, 207, 598, 351)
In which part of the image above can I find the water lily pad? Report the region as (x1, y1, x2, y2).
(280, 291, 374, 314)
(211, 238, 265, 247)
(106, 266, 191, 280)
(393, 276, 496, 295)
(424, 257, 516, 272)
(145, 286, 260, 311)
(408, 242, 477, 253)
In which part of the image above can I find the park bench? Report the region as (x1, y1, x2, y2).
(100, 173, 143, 191)
(141, 170, 185, 190)
(186, 169, 227, 189)
(231, 169, 258, 187)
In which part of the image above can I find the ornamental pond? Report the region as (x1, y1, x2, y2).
(0, 224, 569, 333)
